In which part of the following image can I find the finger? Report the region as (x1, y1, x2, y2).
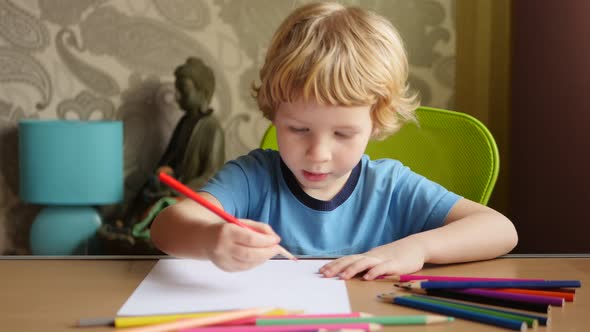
(338, 257, 380, 280)
(213, 253, 267, 272)
(239, 219, 280, 239)
(319, 255, 362, 278)
(362, 262, 401, 280)
(226, 224, 279, 248)
(230, 243, 281, 266)
(363, 260, 423, 280)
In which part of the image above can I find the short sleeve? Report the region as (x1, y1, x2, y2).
(199, 149, 274, 218)
(390, 164, 462, 236)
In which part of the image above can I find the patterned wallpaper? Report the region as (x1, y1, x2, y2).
(0, 0, 455, 254)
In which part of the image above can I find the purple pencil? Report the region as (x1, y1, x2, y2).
(454, 288, 565, 306)
(379, 274, 544, 282)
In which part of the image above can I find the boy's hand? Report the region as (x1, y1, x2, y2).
(318, 237, 428, 280)
(206, 219, 282, 272)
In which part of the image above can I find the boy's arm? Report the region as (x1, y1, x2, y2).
(150, 192, 282, 266)
(150, 192, 226, 259)
(411, 198, 518, 264)
(320, 198, 518, 279)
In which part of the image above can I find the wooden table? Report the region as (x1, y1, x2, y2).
(1, 256, 588, 332)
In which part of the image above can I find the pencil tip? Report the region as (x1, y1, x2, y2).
(376, 292, 398, 302)
(426, 315, 454, 324)
(277, 246, 298, 261)
(394, 282, 416, 289)
(368, 323, 383, 331)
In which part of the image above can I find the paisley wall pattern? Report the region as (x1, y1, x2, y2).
(0, 0, 455, 254)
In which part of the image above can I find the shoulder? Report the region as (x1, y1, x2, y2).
(237, 148, 280, 165)
(360, 155, 426, 193)
(227, 148, 280, 174)
(362, 155, 408, 178)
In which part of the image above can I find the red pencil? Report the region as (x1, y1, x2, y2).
(158, 172, 297, 261)
(493, 288, 575, 302)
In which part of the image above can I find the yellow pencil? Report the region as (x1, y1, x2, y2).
(119, 307, 273, 332)
(117, 308, 292, 328)
(76, 309, 294, 328)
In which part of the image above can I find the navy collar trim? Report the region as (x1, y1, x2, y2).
(280, 158, 362, 211)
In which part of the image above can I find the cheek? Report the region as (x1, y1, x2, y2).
(334, 138, 368, 164)
(275, 131, 290, 149)
(276, 132, 302, 156)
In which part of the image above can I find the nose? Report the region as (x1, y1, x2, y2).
(306, 135, 331, 163)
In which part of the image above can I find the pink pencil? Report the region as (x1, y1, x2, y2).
(223, 313, 371, 326)
(181, 323, 380, 332)
(377, 274, 544, 282)
(159, 172, 297, 261)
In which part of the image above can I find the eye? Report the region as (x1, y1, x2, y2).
(289, 126, 308, 133)
(334, 131, 352, 138)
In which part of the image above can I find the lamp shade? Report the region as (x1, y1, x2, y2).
(19, 120, 123, 205)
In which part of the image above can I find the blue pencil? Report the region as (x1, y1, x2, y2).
(377, 293, 527, 331)
(411, 294, 549, 326)
(397, 279, 581, 289)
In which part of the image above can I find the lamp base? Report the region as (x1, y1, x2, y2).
(30, 206, 102, 255)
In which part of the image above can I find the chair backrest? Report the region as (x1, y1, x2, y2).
(260, 106, 499, 205)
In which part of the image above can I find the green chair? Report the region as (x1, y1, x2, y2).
(260, 106, 499, 205)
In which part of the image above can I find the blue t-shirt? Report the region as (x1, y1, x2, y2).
(200, 149, 461, 256)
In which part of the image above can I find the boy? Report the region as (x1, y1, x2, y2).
(151, 1, 518, 280)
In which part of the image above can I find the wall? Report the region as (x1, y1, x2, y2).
(510, 0, 590, 253)
(0, 0, 456, 254)
(455, 0, 511, 215)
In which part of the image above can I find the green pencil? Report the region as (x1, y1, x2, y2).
(255, 315, 454, 326)
(390, 294, 539, 328)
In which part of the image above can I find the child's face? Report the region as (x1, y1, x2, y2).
(273, 99, 373, 200)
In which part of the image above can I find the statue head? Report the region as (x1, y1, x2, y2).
(174, 57, 215, 114)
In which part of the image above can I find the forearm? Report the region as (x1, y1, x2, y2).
(411, 210, 518, 264)
(322, 200, 518, 280)
(151, 199, 222, 259)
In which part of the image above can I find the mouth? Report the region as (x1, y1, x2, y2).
(302, 170, 329, 182)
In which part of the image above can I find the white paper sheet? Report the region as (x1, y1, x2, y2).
(117, 259, 351, 316)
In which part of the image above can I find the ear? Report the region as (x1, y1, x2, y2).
(266, 110, 276, 123)
(371, 126, 380, 138)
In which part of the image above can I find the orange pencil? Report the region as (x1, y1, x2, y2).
(158, 172, 297, 261)
(494, 288, 575, 302)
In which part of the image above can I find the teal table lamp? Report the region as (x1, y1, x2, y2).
(18, 120, 123, 255)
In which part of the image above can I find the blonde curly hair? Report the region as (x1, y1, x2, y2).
(253, 1, 419, 139)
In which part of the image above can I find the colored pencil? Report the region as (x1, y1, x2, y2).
(119, 307, 272, 332)
(80, 309, 295, 328)
(494, 288, 575, 302)
(417, 288, 551, 313)
(377, 293, 528, 331)
(180, 323, 382, 332)
(409, 294, 550, 326)
(158, 172, 297, 261)
(255, 315, 453, 326)
(378, 274, 543, 282)
(396, 279, 581, 289)
(454, 288, 565, 306)
(182, 328, 368, 332)
(548, 287, 576, 293)
(78, 312, 368, 328)
(405, 295, 540, 328)
(223, 313, 372, 327)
